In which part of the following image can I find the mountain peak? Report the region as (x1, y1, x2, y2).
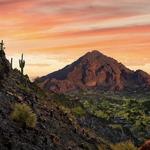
(82, 50, 104, 59)
(87, 50, 103, 55)
(36, 50, 150, 93)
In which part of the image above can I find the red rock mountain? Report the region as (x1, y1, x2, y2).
(36, 50, 150, 93)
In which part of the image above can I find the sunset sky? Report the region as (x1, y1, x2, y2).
(0, 0, 150, 79)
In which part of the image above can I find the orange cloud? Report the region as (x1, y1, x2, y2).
(0, 0, 150, 78)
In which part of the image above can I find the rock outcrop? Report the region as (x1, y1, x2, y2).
(36, 50, 150, 93)
(140, 140, 150, 150)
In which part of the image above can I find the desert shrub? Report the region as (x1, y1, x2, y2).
(83, 100, 91, 109)
(109, 124, 123, 130)
(12, 103, 37, 128)
(72, 106, 86, 117)
(94, 110, 109, 120)
(110, 141, 137, 150)
(17, 83, 31, 93)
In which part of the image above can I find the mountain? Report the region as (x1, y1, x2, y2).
(36, 50, 150, 93)
(35, 50, 150, 147)
(0, 48, 149, 150)
(0, 50, 105, 150)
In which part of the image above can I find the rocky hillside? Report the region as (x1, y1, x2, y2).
(0, 50, 107, 150)
(36, 50, 150, 93)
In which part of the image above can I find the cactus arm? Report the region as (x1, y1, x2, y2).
(0, 40, 5, 51)
(19, 53, 25, 75)
(11, 58, 13, 69)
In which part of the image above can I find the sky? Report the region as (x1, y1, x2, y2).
(0, 0, 150, 79)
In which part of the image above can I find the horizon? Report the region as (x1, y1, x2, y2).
(1, 0, 150, 79)
(4, 49, 150, 80)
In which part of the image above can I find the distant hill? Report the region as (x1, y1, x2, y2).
(36, 50, 150, 93)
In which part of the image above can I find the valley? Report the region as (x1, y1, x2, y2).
(51, 89, 150, 146)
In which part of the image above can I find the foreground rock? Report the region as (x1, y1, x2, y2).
(140, 140, 150, 150)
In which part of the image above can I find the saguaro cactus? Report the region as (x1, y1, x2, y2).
(10, 58, 13, 69)
(19, 54, 25, 75)
(0, 40, 5, 51)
